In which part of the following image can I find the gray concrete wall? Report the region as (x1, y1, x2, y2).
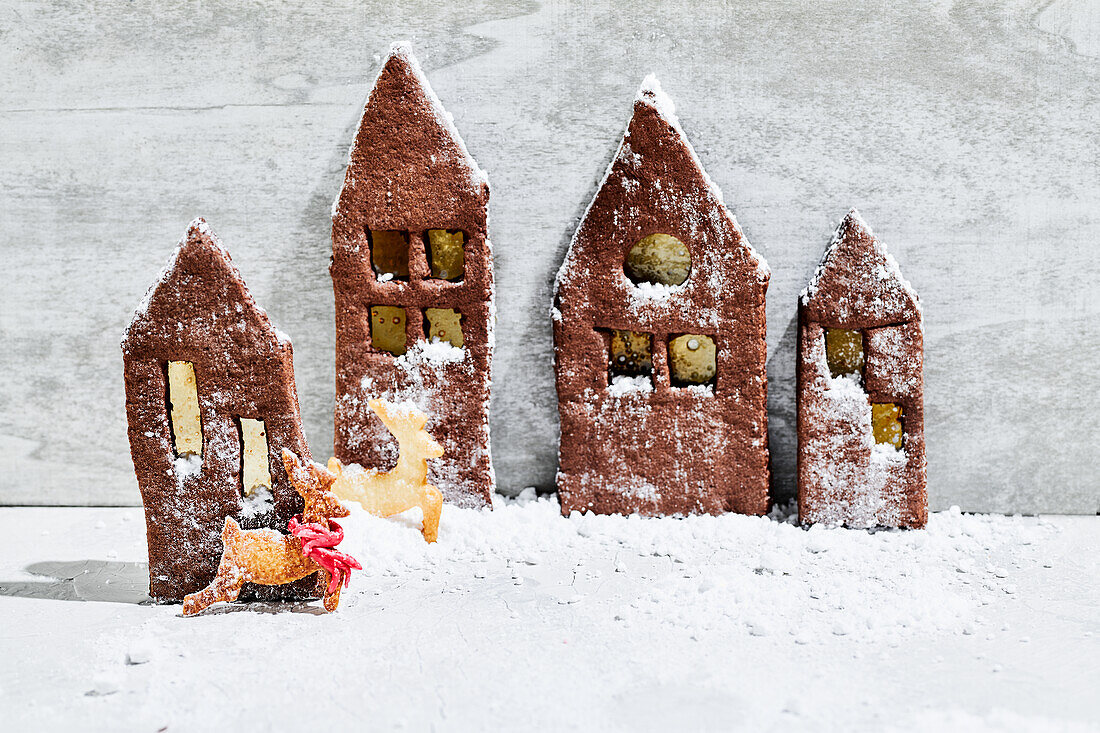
(1, 0, 1097, 512)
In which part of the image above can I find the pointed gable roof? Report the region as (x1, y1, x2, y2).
(332, 43, 488, 230)
(554, 75, 766, 302)
(800, 209, 920, 327)
(123, 218, 285, 351)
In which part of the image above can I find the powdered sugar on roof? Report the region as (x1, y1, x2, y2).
(800, 208, 920, 322)
(332, 43, 489, 222)
(121, 218, 289, 347)
(555, 75, 768, 292)
(388, 42, 488, 188)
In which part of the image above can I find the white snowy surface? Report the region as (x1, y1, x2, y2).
(0, 503, 1096, 732)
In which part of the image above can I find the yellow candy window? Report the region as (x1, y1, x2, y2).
(166, 360, 202, 457)
(824, 328, 864, 378)
(370, 305, 407, 356)
(872, 403, 904, 448)
(426, 229, 465, 281)
(424, 308, 464, 348)
(669, 334, 717, 386)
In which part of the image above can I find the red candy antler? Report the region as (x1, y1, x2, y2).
(288, 516, 362, 594)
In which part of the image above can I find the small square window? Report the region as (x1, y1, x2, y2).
(605, 329, 653, 380)
(370, 305, 407, 355)
(424, 308, 464, 348)
(425, 229, 465, 281)
(369, 230, 409, 281)
(669, 334, 716, 387)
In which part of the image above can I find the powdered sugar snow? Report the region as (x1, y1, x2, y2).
(0, 503, 1094, 731)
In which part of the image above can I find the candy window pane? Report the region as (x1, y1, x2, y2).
(669, 334, 717, 386)
(608, 330, 653, 378)
(872, 403, 904, 448)
(370, 305, 407, 356)
(624, 233, 690, 286)
(238, 417, 271, 496)
(824, 328, 864, 378)
(426, 229, 465, 281)
(425, 308, 464, 348)
(166, 360, 202, 457)
(369, 230, 409, 281)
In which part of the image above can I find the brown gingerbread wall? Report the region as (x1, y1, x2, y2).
(331, 44, 494, 508)
(122, 219, 316, 602)
(553, 77, 770, 517)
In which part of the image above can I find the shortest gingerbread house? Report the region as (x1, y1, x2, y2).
(122, 219, 317, 602)
(797, 210, 926, 528)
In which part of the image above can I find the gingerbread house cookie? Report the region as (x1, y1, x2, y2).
(552, 76, 770, 516)
(331, 43, 494, 508)
(122, 218, 317, 602)
(797, 209, 927, 528)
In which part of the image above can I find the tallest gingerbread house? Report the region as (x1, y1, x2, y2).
(331, 44, 494, 508)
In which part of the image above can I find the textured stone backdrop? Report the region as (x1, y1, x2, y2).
(1, 0, 1097, 511)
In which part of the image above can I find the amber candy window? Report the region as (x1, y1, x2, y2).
(669, 334, 717, 387)
(425, 308, 464, 347)
(370, 305, 407, 356)
(606, 329, 653, 380)
(369, 230, 410, 281)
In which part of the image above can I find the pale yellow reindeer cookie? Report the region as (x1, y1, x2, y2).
(329, 399, 445, 542)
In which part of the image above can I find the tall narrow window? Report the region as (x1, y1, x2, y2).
(669, 334, 717, 387)
(369, 230, 410, 281)
(625, 233, 690, 286)
(166, 361, 202, 457)
(425, 229, 465, 281)
(824, 328, 864, 378)
(238, 418, 272, 495)
(424, 308, 464, 347)
(370, 305, 407, 355)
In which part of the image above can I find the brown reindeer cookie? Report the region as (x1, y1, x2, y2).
(183, 450, 360, 615)
(122, 218, 316, 602)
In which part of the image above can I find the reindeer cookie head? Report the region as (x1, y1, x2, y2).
(369, 399, 444, 462)
(282, 449, 350, 525)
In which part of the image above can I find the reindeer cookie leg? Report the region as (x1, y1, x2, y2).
(421, 484, 443, 543)
(182, 518, 246, 615)
(323, 582, 343, 613)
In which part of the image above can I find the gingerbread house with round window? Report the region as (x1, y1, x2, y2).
(552, 77, 770, 516)
(331, 44, 494, 508)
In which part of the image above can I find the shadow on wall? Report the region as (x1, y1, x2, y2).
(767, 314, 799, 506)
(0, 560, 150, 604)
